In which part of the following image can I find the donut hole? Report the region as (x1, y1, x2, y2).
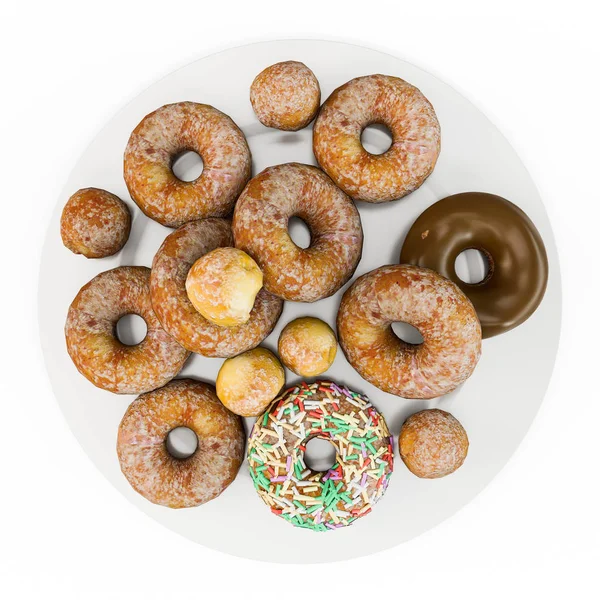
(165, 426, 198, 460)
(288, 216, 311, 249)
(360, 123, 393, 155)
(392, 321, 424, 346)
(455, 249, 491, 284)
(116, 314, 148, 346)
(172, 150, 204, 182)
(303, 437, 337, 472)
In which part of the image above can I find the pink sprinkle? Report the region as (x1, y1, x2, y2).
(286, 456, 292, 471)
(361, 473, 368, 487)
(341, 387, 352, 398)
(361, 443, 367, 458)
(270, 476, 287, 483)
(323, 473, 330, 482)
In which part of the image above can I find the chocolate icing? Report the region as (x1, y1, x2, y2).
(399, 192, 548, 338)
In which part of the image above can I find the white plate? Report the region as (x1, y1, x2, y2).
(38, 39, 561, 563)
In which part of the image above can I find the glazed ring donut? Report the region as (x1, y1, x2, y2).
(232, 163, 363, 302)
(65, 266, 189, 394)
(337, 265, 481, 399)
(400, 192, 548, 338)
(117, 379, 245, 508)
(150, 218, 283, 357)
(313, 74, 441, 203)
(124, 102, 251, 228)
(247, 380, 393, 531)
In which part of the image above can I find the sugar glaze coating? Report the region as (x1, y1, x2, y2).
(60, 188, 131, 258)
(117, 379, 244, 508)
(65, 266, 189, 394)
(313, 74, 441, 202)
(399, 409, 469, 478)
(124, 102, 251, 227)
(250, 61, 321, 131)
(150, 218, 283, 357)
(232, 163, 363, 302)
(337, 264, 481, 399)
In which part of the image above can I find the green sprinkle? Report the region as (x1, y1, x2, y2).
(346, 454, 359, 460)
(262, 413, 269, 426)
(275, 484, 282, 496)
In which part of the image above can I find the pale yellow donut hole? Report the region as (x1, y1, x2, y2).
(216, 348, 285, 417)
(278, 317, 337, 377)
(185, 247, 263, 327)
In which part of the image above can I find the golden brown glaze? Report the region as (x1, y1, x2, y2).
(150, 218, 283, 357)
(400, 192, 548, 338)
(124, 102, 251, 227)
(399, 409, 469, 478)
(313, 74, 440, 203)
(232, 163, 363, 302)
(60, 188, 131, 258)
(337, 265, 481, 399)
(117, 379, 245, 508)
(65, 267, 189, 394)
(250, 61, 321, 131)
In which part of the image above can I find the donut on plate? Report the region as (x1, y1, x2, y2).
(400, 192, 548, 338)
(60, 188, 131, 258)
(313, 74, 441, 203)
(65, 266, 189, 394)
(232, 163, 363, 302)
(248, 380, 393, 531)
(399, 409, 469, 479)
(117, 379, 244, 508)
(250, 61, 321, 131)
(150, 218, 283, 357)
(337, 264, 481, 399)
(124, 102, 251, 228)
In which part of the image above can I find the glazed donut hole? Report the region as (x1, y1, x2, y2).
(115, 314, 148, 346)
(399, 409, 469, 479)
(278, 317, 337, 377)
(250, 61, 321, 131)
(165, 426, 199, 460)
(185, 247, 264, 327)
(60, 188, 131, 258)
(454, 248, 492, 285)
(216, 347, 285, 417)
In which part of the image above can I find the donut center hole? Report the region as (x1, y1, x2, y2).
(166, 427, 198, 460)
(172, 150, 204, 182)
(116, 314, 148, 346)
(361, 124, 393, 155)
(303, 437, 337, 472)
(392, 322, 424, 345)
(455, 249, 491, 284)
(288, 216, 311, 249)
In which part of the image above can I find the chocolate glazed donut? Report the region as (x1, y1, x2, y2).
(400, 192, 548, 338)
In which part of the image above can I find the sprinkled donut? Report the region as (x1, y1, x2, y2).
(65, 266, 189, 394)
(232, 163, 363, 302)
(313, 74, 441, 203)
(337, 265, 481, 399)
(60, 188, 131, 258)
(124, 102, 251, 228)
(248, 380, 393, 531)
(117, 379, 245, 508)
(150, 218, 283, 357)
(250, 61, 321, 131)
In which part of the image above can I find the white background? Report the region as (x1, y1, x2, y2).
(1, 0, 598, 597)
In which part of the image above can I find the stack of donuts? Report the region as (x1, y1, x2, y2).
(61, 60, 548, 529)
